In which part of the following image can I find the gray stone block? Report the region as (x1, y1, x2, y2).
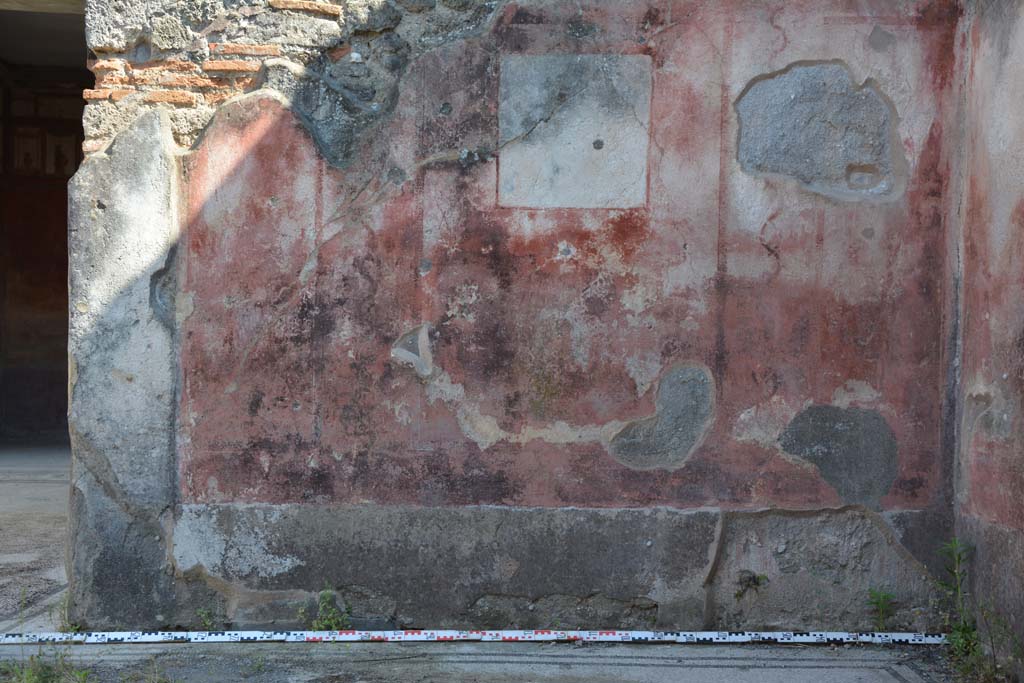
(708, 508, 940, 632)
(67, 110, 181, 628)
(174, 504, 721, 629)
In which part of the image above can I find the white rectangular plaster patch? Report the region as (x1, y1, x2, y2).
(498, 54, 651, 209)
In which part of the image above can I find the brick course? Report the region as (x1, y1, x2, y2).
(209, 43, 283, 56)
(268, 0, 343, 17)
(201, 60, 262, 74)
(143, 90, 198, 106)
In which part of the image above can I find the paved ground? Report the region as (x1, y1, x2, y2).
(0, 446, 953, 681)
(0, 641, 952, 682)
(0, 444, 69, 632)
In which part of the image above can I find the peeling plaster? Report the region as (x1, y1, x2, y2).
(393, 320, 713, 466)
(832, 380, 882, 408)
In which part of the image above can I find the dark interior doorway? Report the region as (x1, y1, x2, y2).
(0, 7, 90, 444)
(0, 3, 88, 630)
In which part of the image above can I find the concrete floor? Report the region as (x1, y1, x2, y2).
(0, 444, 69, 632)
(0, 446, 953, 681)
(0, 642, 953, 683)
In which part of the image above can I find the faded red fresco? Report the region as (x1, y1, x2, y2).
(958, 15, 1024, 532)
(179, 0, 961, 510)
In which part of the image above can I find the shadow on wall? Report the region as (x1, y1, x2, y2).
(67, 0, 964, 632)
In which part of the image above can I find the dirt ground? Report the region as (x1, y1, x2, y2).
(0, 445, 68, 630)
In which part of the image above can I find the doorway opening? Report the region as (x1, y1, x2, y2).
(0, 4, 89, 629)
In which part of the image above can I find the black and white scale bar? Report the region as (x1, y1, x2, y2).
(0, 630, 946, 646)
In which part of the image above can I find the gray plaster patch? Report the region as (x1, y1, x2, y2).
(390, 324, 434, 379)
(609, 364, 714, 470)
(498, 54, 651, 208)
(175, 507, 302, 580)
(868, 26, 897, 52)
(735, 61, 907, 201)
(778, 405, 898, 509)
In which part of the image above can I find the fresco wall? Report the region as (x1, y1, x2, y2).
(178, 3, 955, 515)
(69, 0, 1010, 634)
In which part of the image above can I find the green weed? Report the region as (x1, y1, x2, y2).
(51, 595, 80, 635)
(298, 589, 351, 631)
(936, 538, 1019, 682)
(734, 570, 770, 600)
(0, 652, 90, 683)
(195, 608, 217, 632)
(867, 588, 896, 632)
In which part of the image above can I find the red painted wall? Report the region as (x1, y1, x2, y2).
(177, 1, 961, 512)
(960, 7, 1024, 535)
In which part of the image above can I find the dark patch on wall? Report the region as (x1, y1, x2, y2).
(494, 5, 545, 51)
(609, 364, 715, 470)
(247, 390, 264, 418)
(149, 245, 178, 329)
(413, 43, 497, 162)
(883, 509, 951, 577)
(639, 6, 664, 33)
(735, 61, 907, 201)
(69, 481, 179, 629)
(255, 0, 498, 168)
(291, 291, 339, 346)
(259, 63, 374, 168)
(509, 6, 545, 25)
(868, 25, 897, 52)
(779, 405, 898, 509)
(475, 221, 517, 291)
